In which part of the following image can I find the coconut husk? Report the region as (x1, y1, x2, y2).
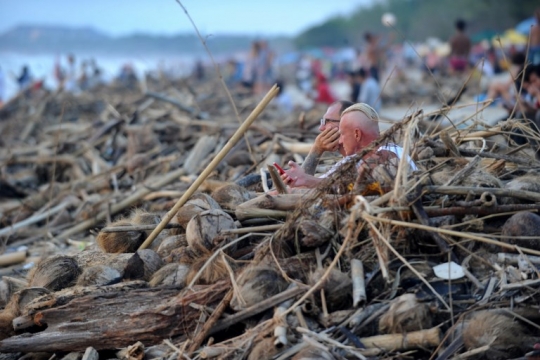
(76, 265, 122, 286)
(211, 183, 256, 210)
(185, 209, 237, 254)
(149, 263, 190, 287)
(95, 219, 145, 254)
(501, 211, 540, 251)
(462, 310, 538, 359)
(27, 255, 81, 291)
(170, 193, 222, 234)
(230, 265, 289, 311)
(378, 293, 432, 334)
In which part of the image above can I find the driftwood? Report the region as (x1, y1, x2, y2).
(0, 281, 229, 352)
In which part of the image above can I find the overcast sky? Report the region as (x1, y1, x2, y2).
(0, 0, 373, 36)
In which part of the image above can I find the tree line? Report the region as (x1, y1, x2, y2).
(295, 0, 538, 49)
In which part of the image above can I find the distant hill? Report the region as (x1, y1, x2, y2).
(0, 25, 294, 56)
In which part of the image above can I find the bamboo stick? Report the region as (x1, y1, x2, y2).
(351, 259, 366, 307)
(101, 223, 184, 233)
(0, 251, 26, 267)
(138, 84, 279, 250)
(359, 327, 441, 351)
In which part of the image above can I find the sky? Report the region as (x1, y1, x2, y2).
(0, 0, 373, 37)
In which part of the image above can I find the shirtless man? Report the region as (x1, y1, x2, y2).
(449, 19, 471, 74)
(530, 9, 540, 66)
(364, 32, 382, 82)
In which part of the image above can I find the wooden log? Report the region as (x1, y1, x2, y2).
(0, 281, 229, 352)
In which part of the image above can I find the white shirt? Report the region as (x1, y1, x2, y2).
(319, 143, 417, 179)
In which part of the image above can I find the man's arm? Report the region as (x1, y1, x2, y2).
(301, 128, 340, 175)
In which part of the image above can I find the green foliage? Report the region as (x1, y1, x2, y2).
(294, 0, 538, 49)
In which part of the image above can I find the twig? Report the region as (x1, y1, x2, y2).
(209, 286, 306, 336)
(443, 156, 480, 186)
(187, 289, 234, 354)
(363, 212, 540, 256)
(425, 185, 540, 203)
(458, 148, 540, 166)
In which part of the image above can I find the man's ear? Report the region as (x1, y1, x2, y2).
(354, 128, 362, 141)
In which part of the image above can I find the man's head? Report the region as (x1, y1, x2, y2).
(356, 68, 368, 82)
(338, 103, 380, 156)
(523, 65, 540, 92)
(319, 100, 354, 132)
(455, 19, 466, 32)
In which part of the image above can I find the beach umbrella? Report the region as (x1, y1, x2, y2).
(492, 29, 527, 47)
(515, 17, 535, 35)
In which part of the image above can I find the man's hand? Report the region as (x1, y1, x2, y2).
(313, 127, 340, 154)
(281, 161, 321, 188)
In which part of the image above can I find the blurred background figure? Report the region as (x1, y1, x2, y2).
(356, 68, 381, 112)
(54, 56, 66, 90)
(0, 66, 5, 106)
(448, 19, 471, 74)
(64, 54, 78, 92)
(117, 63, 138, 89)
(16, 65, 32, 91)
(530, 8, 540, 65)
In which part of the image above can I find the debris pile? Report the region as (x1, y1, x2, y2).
(1, 77, 540, 360)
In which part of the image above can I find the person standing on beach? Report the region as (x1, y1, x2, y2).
(530, 8, 540, 65)
(356, 68, 381, 113)
(364, 32, 382, 82)
(449, 19, 472, 74)
(0, 66, 5, 106)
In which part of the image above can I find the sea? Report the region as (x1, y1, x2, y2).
(0, 51, 199, 102)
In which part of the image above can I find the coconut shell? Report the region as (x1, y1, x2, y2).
(149, 263, 190, 287)
(28, 255, 81, 291)
(163, 246, 198, 264)
(211, 183, 255, 210)
(185, 255, 230, 285)
(247, 337, 281, 360)
(501, 211, 540, 251)
(230, 266, 288, 311)
(292, 347, 335, 360)
(378, 293, 432, 334)
(123, 249, 164, 281)
(0, 277, 27, 308)
(308, 268, 352, 310)
(225, 151, 254, 167)
(74, 250, 132, 276)
(505, 173, 540, 194)
(463, 310, 536, 359)
(96, 219, 145, 253)
(186, 209, 237, 255)
(76, 265, 122, 286)
(171, 193, 222, 235)
(157, 235, 188, 258)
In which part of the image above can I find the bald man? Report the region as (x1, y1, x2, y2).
(281, 103, 416, 189)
